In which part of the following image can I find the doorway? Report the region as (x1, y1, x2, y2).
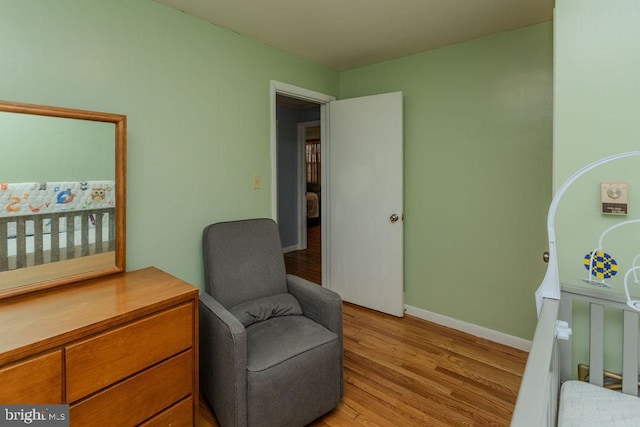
(271, 81, 335, 288)
(275, 95, 322, 284)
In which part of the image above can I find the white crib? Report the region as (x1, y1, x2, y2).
(0, 180, 116, 272)
(0, 207, 115, 271)
(512, 284, 640, 426)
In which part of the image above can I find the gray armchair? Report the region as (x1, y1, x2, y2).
(199, 218, 343, 427)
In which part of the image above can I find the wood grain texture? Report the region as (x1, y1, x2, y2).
(66, 302, 193, 402)
(0, 267, 200, 424)
(0, 267, 197, 365)
(0, 252, 116, 292)
(284, 225, 322, 284)
(141, 397, 194, 427)
(0, 351, 62, 404)
(70, 350, 193, 426)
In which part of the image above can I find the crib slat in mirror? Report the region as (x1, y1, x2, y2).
(66, 216, 75, 260)
(16, 217, 26, 269)
(51, 214, 60, 263)
(34, 218, 44, 266)
(0, 222, 6, 271)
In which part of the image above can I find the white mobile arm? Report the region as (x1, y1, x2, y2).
(535, 151, 640, 316)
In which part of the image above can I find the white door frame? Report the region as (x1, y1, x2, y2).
(270, 81, 335, 288)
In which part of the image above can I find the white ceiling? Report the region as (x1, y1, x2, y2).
(154, 0, 554, 71)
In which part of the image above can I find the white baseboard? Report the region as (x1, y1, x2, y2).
(404, 304, 532, 352)
(281, 245, 299, 254)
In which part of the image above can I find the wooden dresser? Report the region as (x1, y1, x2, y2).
(0, 267, 199, 426)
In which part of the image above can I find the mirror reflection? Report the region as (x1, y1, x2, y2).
(0, 101, 126, 298)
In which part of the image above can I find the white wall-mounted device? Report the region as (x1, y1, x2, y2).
(601, 181, 628, 215)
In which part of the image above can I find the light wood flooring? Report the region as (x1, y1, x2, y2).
(199, 225, 528, 426)
(283, 224, 322, 284)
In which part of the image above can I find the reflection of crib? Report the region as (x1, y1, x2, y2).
(0, 207, 115, 272)
(0, 180, 116, 272)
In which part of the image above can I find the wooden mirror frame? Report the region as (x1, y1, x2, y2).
(0, 100, 126, 299)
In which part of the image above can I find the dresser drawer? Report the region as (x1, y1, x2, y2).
(70, 350, 193, 426)
(66, 302, 193, 402)
(0, 351, 62, 404)
(139, 396, 193, 427)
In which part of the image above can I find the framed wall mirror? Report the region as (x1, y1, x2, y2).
(0, 100, 126, 299)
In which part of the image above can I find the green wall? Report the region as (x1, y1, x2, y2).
(339, 23, 554, 339)
(1, 0, 554, 341)
(554, 0, 640, 291)
(0, 0, 338, 287)
(554, 0, 640, 183)
(0, 113, 113, 182)
(554, 0, 640, 375)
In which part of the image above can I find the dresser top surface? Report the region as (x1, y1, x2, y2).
(0, 267, 198, 365)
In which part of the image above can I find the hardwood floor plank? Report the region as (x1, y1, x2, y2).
(341, 366, 472, 427)
(284, 225, 322, 285)
(342, 345, 501, 426)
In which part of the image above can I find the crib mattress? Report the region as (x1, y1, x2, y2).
(559, 380, 640, 426)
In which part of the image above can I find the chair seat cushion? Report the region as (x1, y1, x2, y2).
(246, 315, 338, 372)
(229, 293, 303, 327)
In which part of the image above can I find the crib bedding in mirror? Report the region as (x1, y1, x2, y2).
(0, 180, 116, 269)
(0, 100, 126, 299)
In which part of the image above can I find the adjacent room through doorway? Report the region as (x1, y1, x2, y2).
(275, 94, 322, 284)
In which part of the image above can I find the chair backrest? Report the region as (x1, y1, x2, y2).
(202, 218, 288, 308)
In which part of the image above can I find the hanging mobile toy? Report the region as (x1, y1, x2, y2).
(582, 250, 618, 288)
(581, 219, 640, 288)
(534, 151, 640, 315)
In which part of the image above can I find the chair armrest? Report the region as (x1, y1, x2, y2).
(286, 274, 342, 338)
(287, 274, 344, 396)
(199, 292, 248, 427)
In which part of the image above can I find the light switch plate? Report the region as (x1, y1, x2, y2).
(601, 181, 628, 215)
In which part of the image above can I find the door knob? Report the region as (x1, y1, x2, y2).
(389, 214, 399, 223)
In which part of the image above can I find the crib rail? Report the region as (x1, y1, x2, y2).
(512, 285, 640, 426)
(0, 207, 115, 272)
(559, 283, 639, 396)
(511, 297, 560, 427)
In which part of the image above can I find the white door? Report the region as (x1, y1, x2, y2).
(327, 92, 404, 317)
